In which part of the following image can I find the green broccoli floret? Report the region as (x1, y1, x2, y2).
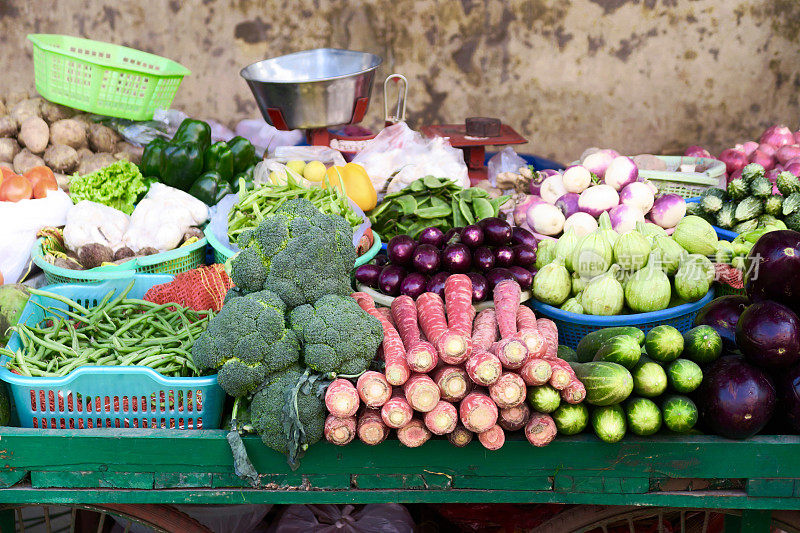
(230, 198, 356, 308)
(192, 289, 300, 397)
(289, 294, 383, 375)
(250, 365, 326, 466)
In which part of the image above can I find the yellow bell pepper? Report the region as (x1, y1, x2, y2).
(325, 163, 377, 211)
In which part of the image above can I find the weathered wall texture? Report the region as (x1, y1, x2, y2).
(1, 0, 798, 162)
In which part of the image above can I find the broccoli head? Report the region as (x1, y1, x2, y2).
(250, 365, 326, 463)
(230, 198, 357, 308)
(192, 289, 300, 397)
(289, 294, 383, 375)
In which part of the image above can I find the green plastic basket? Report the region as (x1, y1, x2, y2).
(204, 226, 382, 268)
(639, 156, 725, 199)
(32, 237, 208, 285)
(28, 34, 190, 120)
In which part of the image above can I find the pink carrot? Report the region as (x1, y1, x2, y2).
(325, 415, 357, 446)
(325, 378, 360, 418)
(489, 372, 527, 409)
(478, 424, 506, 451)
(356, 371, 392, 408)
(424, 400, 458, 435)
(380, 392, 414, 429)
(377, 307, 393, 323)
(549, 359, 573, 390)
(516, 304, 538, 331)
(445, 274, 476, 336)
(459, 391, 498, 433)
(525, 412, 557, 447)
(357, 408, 389, 445)
(536, 318, 559, 359)
(448, 424, 473, 447)
(465, 350, 503, 386)
(357, 303, 410, 386)
(472, 308, 498, 352)
(397, 418, 431, 448)
(489, 338, 529, 369)
(403, 373, 441, 412)
(406, 342, 438, 373)
(416, 292, 448, 344)
(498, 403, 531, 432)
(391, 295, 438, 372)
(493, 279, 521, 338)
(562, 379, 587, 404)
(350, 291, 376, 310)
(433, 365, 470, 402)
(520, 358, 553, 386)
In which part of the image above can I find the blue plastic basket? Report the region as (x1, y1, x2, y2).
(0, 275, 225, 430)
(529, 290, 715, 350)
(686, 197, 738, 241)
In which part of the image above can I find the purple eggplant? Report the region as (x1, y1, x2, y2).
(412, 244, 441, 275)
(735, 300, 800, 369)
(418, 227, 446, 248)
(473, 246, 495, 272)
(354, 264, 382, 289)
(400, 272, 428, 299)
(745, 230, 800, 315)
(442, 243, 472, 273)
(460, 225, 485, 248)
(485, 268, 515, 290)
(507, 266, 533, 290)
(510, 226, 538, 248)
(495, 246, 515, 268)
(425, 272, 449, 298)
(478, 217, 512, 246)
(776, 362, 800, 433)
(466, 272, 489, 302)
(512, 244, 537, 268)
(379, 265, 407, 296)
(387, 235, 416, 266)
(693, 295, 749, 350)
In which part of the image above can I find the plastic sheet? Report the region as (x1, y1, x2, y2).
(272, 504, 414, 533)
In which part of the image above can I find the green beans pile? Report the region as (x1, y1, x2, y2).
(227, 175, 363, 242)
(0, 281, 213, 378)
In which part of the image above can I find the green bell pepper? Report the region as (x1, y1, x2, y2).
(188, 171, 233, 205)
(204, 141, 234, 181)
(139, 137, 168, 177)
(172, 119, 211, 151)
(160, 142, 204, 191)
(227, 136, 257, 174)
(232, 164, 256, 192)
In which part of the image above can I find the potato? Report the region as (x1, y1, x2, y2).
(0, 116, 17, 138)
(44, 144, 79, 173)
(18, 116, 49, 154)
(76, 147, 93, 161)
(5, 91, 29, 107)
(76, 152, 117, 175)
(54, 172, 70, 192)
(13, 148, 45, 175)
(88, 123, 120, 153)
(41, 101, 76, 124)
(0, 138, 20, 163)
(78, 243, 114, 269)
(10, 98, 43, 125)
(113, 141, 143, 165)
(49, 118, 87, 149)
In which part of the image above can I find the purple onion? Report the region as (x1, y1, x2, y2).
(425, 272, 449, 298)
(387, 235, 416, 266)
(466, 272, 489, 302)
(512, 244, 537, 268)
(485, 268, 515, 290)
(749, 149, 775, 171)
(495, 246, 515, 267)
(508, 266, 533, 290)
(417, 227, 446, 248)
(379, 265, 406, 296)
(442, 243, 472, 273)
(400, 272, 428, 299)
(478, 217, 512, 246)
(412, 244, 441, 275)
(473, 246, 495, 271)
(354, 264, 382, 289)
(510, 226, 538, 248)
(460, 225, 485, 248)
(555, 192, 582, 218)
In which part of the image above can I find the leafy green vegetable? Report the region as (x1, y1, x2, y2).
(69, 160, 147, 215)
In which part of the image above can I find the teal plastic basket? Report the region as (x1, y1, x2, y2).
(529, 289, 715, 350)
(32, 237, 208, 285)
(0, 275, 224, 430)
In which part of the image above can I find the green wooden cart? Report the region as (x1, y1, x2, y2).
(0, 429, 798, 532)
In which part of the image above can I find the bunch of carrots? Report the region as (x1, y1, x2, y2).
(323, 275, 585, 450)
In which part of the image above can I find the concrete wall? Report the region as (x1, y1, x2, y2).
(2, 0, 798, 162)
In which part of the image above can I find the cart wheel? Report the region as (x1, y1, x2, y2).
(529, 505, 800, 533)
(0, 503, 212, 533)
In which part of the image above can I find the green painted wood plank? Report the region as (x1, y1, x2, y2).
(153, 472, 213, 489)
(0, 469, 27, 488)
(725, 510, 773, 533)
(554, 475, 649, 494)
(212, 473, 251, 488)
(353, 474, 426, 489)
(30, 471, 154, 490)
(305, 474, 351, 490)
(456, 476, 552, 490)
(747, 478, 795, 498)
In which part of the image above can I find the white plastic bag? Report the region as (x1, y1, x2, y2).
(254, 146, 346, 187)
(273, 504, 415, 533)
(0, 190, 74, 283)
(488, 146, 527, 187)
(63, 200, 130, 253)
(352, 122, 469, 196)
(235, 119, 305, 154)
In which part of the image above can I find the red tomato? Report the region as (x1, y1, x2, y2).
(0, 175, 33, 202)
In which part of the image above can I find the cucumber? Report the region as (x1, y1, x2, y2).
(553, 403, 589, 436)
(591, 404, 626, 443)
(527, 384, 561, 413)
(631, 357, 668, 398)
(592, 335, 642, 369)
(683, 325, 723, 364)
(570, 362, 634, 406)
(644, 325, 684, 363)
(667, 358, 703, 393)
(576, 327, 645, 362)
(661, 395, 698, 433)
(625, 397, 662, 436)
(557, 344, 578, 363)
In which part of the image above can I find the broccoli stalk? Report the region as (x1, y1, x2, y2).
(226, 397, 259, 486)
